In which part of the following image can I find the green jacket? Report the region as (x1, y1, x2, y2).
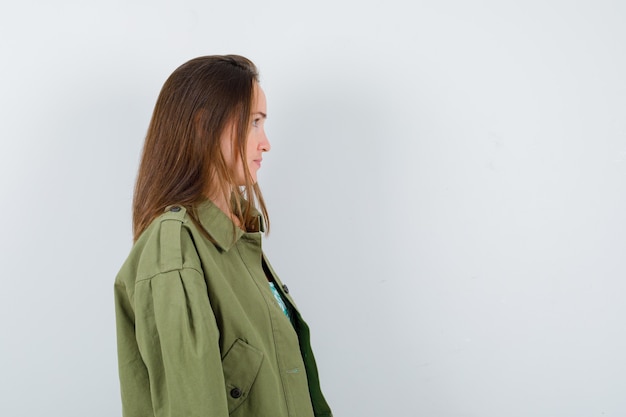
(114, 201, 332, 417)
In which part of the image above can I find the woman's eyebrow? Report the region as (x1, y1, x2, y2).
(253, 111, 267, 118)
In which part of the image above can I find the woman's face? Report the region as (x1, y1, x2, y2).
(221, 83, 270, 185)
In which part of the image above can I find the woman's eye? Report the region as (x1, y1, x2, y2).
(252, 118, 260, 127)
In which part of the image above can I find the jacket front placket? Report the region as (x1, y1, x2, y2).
(234, 231, 315, 417)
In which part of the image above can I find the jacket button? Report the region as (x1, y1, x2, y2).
(230, 388, 242, 399)
(170, 206, 181, 212)
(282, 284, 289, 294)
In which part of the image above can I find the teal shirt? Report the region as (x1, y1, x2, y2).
(269, 281, 293, 323)
(114, 200, 332, 417)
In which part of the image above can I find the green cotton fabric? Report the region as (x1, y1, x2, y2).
(114, 200, 332, 417)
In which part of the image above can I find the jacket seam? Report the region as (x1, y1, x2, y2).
(135, 266, 204, 284)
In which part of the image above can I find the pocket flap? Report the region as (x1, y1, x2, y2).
(221, 339, 264, 413)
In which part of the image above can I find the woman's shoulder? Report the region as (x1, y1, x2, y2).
(115, 206, 204, 288)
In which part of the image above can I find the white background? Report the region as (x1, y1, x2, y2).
(1, 1, 625, 416)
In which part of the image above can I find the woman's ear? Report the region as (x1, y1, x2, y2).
(193, 108, 208, 137)
(219, 120, 239, 163)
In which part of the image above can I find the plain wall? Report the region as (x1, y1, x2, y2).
(1, 1, 625, 416)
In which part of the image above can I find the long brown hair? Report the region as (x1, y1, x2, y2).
(132, 55, 269, 241)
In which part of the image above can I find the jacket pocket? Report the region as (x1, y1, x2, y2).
(221, 339, 264, 414)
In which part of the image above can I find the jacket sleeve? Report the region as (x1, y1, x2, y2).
(131, 267, 229, 417)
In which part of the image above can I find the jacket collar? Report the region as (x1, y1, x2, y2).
(196, 199, 264, 252)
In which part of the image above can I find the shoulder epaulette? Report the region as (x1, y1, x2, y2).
(159, 206, 187, 272)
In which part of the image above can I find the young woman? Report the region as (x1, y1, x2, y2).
(114, 55, 332, 417)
